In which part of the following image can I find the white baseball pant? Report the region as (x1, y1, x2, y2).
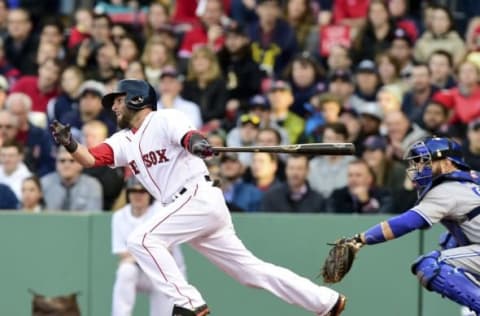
(127, 178, 339, 315)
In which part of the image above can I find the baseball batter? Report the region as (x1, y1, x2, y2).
(50, 79, 346, 316)
(339, 136, 480, 313)
(112, 177, 186, 316)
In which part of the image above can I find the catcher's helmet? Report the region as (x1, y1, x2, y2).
(404, 136, 470, 191)
(101, 79, 157, 111)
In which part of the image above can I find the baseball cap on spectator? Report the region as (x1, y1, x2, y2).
(269, 80, 291, 92)
(392, 28, 413, 47)
(225, 23, 247, 37)
(221, 152, 240, 163)
(160, 66, 184, 81)
(328, 69, 353, 83)
(363, 135, 388, 151)
(355, 59, 377, 74)
(358, 102, 383, 121)
(431, 90, 454, 108)
(249, 94, 270, 110)
(78, 80, 106, 98)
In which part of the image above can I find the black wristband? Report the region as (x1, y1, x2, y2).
(64, 139, 78, 153)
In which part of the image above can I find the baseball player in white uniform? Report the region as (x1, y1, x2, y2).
(112, 176, 186, 316)
(50, 79, 346, 316)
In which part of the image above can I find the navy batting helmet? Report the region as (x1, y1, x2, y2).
(404, 136, 470, 191)
(101, 79, 157, 111)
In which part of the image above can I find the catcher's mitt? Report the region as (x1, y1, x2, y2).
(321, 236, 363, 283)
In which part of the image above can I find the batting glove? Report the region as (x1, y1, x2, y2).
(50, 120, 78, 153)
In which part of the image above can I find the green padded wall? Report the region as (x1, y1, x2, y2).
(0, 212, 464, 316)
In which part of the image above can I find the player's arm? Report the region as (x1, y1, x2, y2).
(181, 130, 214, 158)
(354, 210, 430, 245)
(50, 120, 113, 168)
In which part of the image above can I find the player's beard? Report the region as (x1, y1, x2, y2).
(118, 108, 137, 129)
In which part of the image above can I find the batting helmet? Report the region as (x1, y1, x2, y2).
(404, 136, 470, 191)
(101, 79, 157, 111)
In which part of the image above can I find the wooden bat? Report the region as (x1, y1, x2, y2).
(211, 143, 355, 155)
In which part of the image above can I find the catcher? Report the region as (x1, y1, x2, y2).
(322, 136, 480, 314)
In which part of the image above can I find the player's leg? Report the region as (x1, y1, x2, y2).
(189, 224, 342, 316)
(112, 262, 141, 316)
(412, 246, 480, 313)
(138, 270, 175, 316)
(126, 183, 226, 312)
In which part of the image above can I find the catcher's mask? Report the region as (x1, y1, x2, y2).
(101, 79, 157, 111)
(404, 137, 470, 192)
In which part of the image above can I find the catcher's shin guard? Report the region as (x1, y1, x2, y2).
(412, 251, 480, 313)
(326, 294, 347, 316)
(172, 304, 210, 316)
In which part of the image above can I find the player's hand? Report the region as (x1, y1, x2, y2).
(192, 139, 214, 159)
(50, 120, 78, 153)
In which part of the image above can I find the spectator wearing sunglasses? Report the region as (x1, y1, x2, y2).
(226, 113, 261, 167)
(41, 146, 103, 212)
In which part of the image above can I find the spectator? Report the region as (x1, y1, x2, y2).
(352, 0, 396, 63)
(388, 0, 418, 41)
(428, 50, 456, 89)
(144, 2, 173, 39)
(111, 177, 186, 316)
(327, 159, 393, 213)
(388, 27, 414, 78)
(20, 175, 44, 212)
(284, 51, 325, 117)
(284, 0, 316, 50)
(5, 92, 56, 176)
(117, 35, 141, 72)
(178, 0, 226, 58)
(439, 60, 480, 132)
(48, 65, 84, 126)
(351, 59, 381, 112)
(421, 95, 450, 136)
(10, 57, 62, 114)
(414, 5, 466, 66)
(250, 152, 281, 192)
(0, 139, 31, 200)
(39, 18, 66, 59)
(82, 120, 124, 211)
(355, 102, 383, 155)
(384, 110, 428, 161)
(226, 113, 261, 167)
(60, 80, 116, 140)
(339, 108, 362, 143)
(41, 147, 103, 212)
(375, 52, 405, 92)
(67, 8, 93, 50)
(0, 182, 18, 209)
(247, 0, 297, 76)
(463, 118, 480, 171)
(308, 122, 354, 198)
(361, 135, 406, 194)
(157, 66, 203, 129)
(267, 80, 305, 144)
(181, 46, 228, 128)
(0, 37, 20, 84)
(0, 109, 18, 143)
(141, 38, 175, 88)
(260, 154, 325, 212)
(110, 23, 128, 47)
(327, 69, 355, 109)
(377, 84, 403, 114)
(401, 62, 438, 127)
(254, 127, 286, 181)
(302, 93, 342, 143)
(220, 152, 262, 212)
(36, 41, 61, 71)
(4, 8, 38, 75)
(217, 22, 263, 122)
(83, 42, 122, 83)
(325, 44, 352, 73)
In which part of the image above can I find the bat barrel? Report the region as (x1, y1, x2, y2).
(211, 143, 355, 155)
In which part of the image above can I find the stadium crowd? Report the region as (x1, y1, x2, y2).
(0, 0, 479, 214)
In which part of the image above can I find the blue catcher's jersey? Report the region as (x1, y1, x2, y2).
(412, 171, 480, 245)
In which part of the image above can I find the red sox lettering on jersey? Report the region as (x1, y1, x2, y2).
(129, 149, 170, 174)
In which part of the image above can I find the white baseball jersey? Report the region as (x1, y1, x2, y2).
(104, 109, 209, 204)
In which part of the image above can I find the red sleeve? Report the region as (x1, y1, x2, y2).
(333, 0, 347, 24)
(88, 143, 115, 167)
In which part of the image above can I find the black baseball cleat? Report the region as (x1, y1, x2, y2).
(172, 304, 210, 316)
(326, 294, 346, 316)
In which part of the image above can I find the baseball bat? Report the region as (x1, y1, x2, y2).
(211, 143, 355, 155)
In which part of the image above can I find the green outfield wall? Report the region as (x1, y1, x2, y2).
(0, 212, 463, 316)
